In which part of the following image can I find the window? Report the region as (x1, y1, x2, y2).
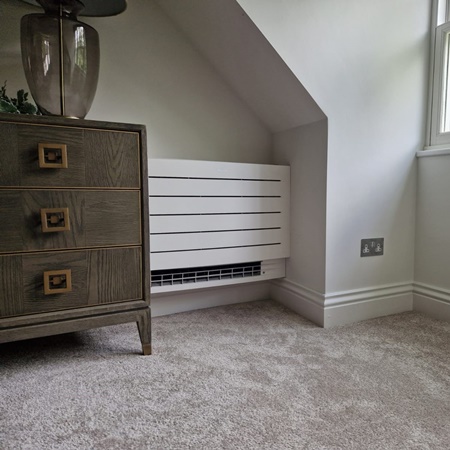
(426, 0, 450, 148)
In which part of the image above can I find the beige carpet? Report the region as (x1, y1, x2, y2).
(1, 300, 449, 449)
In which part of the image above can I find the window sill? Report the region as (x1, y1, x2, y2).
(417, 146, 450, 157)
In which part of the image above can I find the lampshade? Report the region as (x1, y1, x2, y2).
(21, 0, 127, 17)
(19, 0, 126, 118)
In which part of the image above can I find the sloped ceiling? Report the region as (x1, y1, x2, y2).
(155, 0, 326, 133)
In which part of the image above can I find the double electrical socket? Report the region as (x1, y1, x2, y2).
(360, 238, 384, 257)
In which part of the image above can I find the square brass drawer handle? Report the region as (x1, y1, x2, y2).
(38, 143, 68, 169)
(40, 207, 71, 233)
(43, 269, 72, 295)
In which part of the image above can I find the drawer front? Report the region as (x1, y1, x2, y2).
(0, 190, 141, 253)
(0, 123, 140, 188)
(0, 247, 143, 318)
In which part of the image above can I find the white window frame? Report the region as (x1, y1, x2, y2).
(425, 0, 450, 149)
(429, 22, 450, 146)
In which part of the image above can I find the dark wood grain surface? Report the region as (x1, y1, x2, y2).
(0, 190, 141, 253)
(85, 130, 140, 188)
(0, 121, 140, 189)
(0, 113, 150, 354)
(0, 255, 23, 317)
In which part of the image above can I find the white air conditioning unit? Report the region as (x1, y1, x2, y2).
(148, 159, 290, 293)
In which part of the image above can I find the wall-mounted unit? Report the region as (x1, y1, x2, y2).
(148, 159, 290, 293)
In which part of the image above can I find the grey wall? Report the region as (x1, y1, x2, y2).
(0, 1, 30, 94)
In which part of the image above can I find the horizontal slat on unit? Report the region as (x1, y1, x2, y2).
(151, 229, 282, 252)
(151, 245, 289, 271)
(150, 197, 283, 215)
(150, 213, 282, 234)
(150, 178, 285, 197)
(148, 159, 290, 181)
(147, 159, 290, 277)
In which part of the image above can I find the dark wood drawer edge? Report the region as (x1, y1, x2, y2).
(0, 113, 146, 134)
(0, 300, 149, 329)
(0, 186, 142, 191)
(0, 306, 151, 345)
(0, 244, 143, 257)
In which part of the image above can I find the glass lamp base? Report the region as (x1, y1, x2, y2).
(21, 13, 99, 119)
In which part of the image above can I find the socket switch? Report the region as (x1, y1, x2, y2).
(360, 238, 384, 257)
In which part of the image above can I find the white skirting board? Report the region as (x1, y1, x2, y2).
(271, 279, 414, 327)
(148, 159, 290, 293)
(413, 283, 450, 322)
(151, 278, 450, 323)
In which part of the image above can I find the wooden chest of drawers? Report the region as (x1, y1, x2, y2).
(0, 113, 151, 355)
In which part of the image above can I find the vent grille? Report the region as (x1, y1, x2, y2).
(151, 261, 262, 287)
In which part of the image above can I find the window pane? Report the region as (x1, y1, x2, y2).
(441, 31, 450, 132)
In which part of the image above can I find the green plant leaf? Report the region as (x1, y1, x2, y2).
(0, 81, 40, 115)
(0, 98, 19, 113)
(0, 81, 8, 100)
(19, 102, 38, 114)
(17, 89, 25, 105)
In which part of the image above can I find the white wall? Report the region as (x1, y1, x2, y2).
(415, 156, 450, 289)
(238, 0, 430, 300)
(415, 154, 450, 320)
(154, 0, 325, 133)
(273, 120, 328, 294)
(0, 0, 272, 164)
